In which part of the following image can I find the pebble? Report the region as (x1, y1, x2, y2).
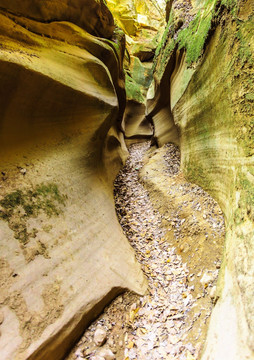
(97, 348, 115, 360)
(94, 328, 107, 347)
(200, 271, 217, 287)
(209, 286, 217, 299)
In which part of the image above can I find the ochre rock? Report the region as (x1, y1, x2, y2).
(122, 101, 153, 139)
(147, 0, 254, 358)
(0, 0, 114, 38)
(106, 0, 165, 36)
(0, 3, 147, 360)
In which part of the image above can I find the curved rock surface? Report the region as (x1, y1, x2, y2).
(0, 0, 115, 38)
(147, 0, 254, 358)
(0, 2, 147, 360)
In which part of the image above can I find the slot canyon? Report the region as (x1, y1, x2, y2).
(0, 0, 253, 359)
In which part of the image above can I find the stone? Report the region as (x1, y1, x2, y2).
(97, 348, 115, 360)
(74, 349, 84, 358)
(94, 328, 107, 346)
(200, 272, 216, 287)
(20, 168, 27, 175)
(107, 337, 115, 347)
(209, 286, 217, 300)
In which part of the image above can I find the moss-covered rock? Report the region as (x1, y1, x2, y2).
(125, 73, 146, 103)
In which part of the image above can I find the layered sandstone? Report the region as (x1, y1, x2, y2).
(0, 2, 147, 359)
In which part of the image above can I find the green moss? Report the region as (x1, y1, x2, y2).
(236, 18, 254, 66)
(245, 93, 254, 101)
(0, 183, 67, 245)
(178, 10, 213, 64)
(220, 0, 238, 13)
(234, 173, 254, 224)
(0, 190, 24, 209)
(153, 0, 241, 69)
(185, 161, 212, 190)
(125, 73, 145, 103)
(233, 16, 254, 156)
(153, 12, 175, 70)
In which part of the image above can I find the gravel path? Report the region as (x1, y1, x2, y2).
(66, 141, 225, 360)
(114, 142, 197, 360)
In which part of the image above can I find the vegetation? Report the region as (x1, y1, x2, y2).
(153, 0, 240, 71)
(0, 183, 67, 245)
(177, 10, 213, 64)
(153, 11, 175, 77)
(234, 173, 254, 224)
(125, 73, 145, 103)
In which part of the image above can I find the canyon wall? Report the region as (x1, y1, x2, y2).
(0, 1, 147, 359)
(148, 0, 254, 358)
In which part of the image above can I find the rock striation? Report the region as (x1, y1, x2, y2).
(147, 0, 254, 358)
(0, 1, 147, 359)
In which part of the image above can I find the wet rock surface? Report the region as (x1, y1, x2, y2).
(66, 142, 225, 360)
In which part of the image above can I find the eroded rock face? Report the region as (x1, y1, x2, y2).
(0, 2, 147, 359)
(0, 0, 115, 38)
(148, 0, 254, 358)
(106, 0, 164, 36)
(106, 0, 163, 142)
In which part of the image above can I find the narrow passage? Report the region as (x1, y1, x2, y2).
(67, 142, 225, 360)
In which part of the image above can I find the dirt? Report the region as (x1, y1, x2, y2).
(66, 141, 225, 360)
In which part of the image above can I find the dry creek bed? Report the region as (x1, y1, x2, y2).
(66, 142, 225, 360)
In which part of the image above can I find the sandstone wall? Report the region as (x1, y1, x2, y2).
(147, 0, 254, 358)
(0, 2, 147, 359)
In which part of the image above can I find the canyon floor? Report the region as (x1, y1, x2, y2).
(66, 142, 225, 360)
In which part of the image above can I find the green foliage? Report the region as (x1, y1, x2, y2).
(0, 183, 67, 244)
